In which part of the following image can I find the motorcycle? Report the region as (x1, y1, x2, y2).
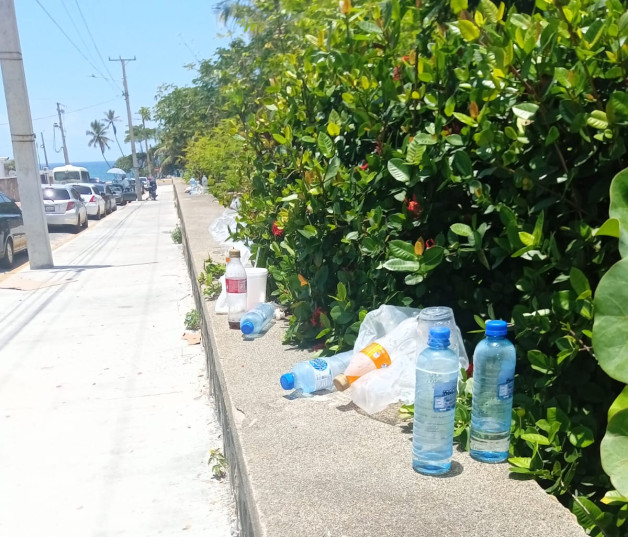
(147, 185, 157, 201)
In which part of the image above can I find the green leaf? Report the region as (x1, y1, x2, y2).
(596, 218, 620, 238)
(518, 232, 535, 246)
(450, 0, 468, 14)
(520, 433, 550, 445)
(453, 112, 478, 127)
(445, 134, 464, 146)
(272, 133, 287, 144)
(569, 267, 590, 296)
(509, 456, 532, 468)
(382, 258, 422, 272)
(317, 132, 335, 158)
(357, 21, 383, 34)
(387, 159, 411, 183)
(458, 20, 480, 41)
(451, 223, 473, 237)
(609, 387, 628, 423)
(406, 139, 426, 164)
(297, 225, 317, 239)
(545, 126, 560, 146)
(389, 240, 418, 261)
(413, 133, 437, 145)
(593, 257, 628, 383)
(607, 91, 628, 124)
(568, 424, 595, 448)
(601, 490, 628, 505)
(453, 151, 473, 178)
(587, 110, 608, 130)
(327, 122, 340, 137)
(609, 168, 628, 257)
(572, 497, 605, 534)
(420, 246, 444, 271)
(336, 282, 347, 302)
(512, 103, 540, 120)
(478, 0, 499, 23)
(602, 409, 628, 496)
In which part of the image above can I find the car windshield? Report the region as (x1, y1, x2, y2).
(72, 185, 92, 195)
(43, 188, 70, 200)
(92, 185, 105, 194)
(110, 185, 122, 192)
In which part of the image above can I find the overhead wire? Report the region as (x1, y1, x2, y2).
(72, 0, 122, 93)
(34, 0, 122, 95)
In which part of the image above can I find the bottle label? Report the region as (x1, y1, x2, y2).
(226, 278, 247, 293)
(309, 359, 331, 390)
(433, 380, 457, 412)
(497, 368, 515, 400)
(361, 342, 391, 369)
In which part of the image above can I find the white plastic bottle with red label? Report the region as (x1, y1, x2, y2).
(225, 249, 247, 329)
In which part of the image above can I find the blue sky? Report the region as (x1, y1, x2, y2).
(0, 0, 232, 164)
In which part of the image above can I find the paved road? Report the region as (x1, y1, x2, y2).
(0, 185, 233, 537)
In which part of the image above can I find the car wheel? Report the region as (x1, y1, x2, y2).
(2, 238, 14, 268)
(74, 215, 82, 233)
(96, 208, 102, 220)
(83, 213, 89, 228)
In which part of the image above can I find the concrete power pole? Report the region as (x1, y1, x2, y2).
(109, 57, 142, 201)
(0, 0, 53, 269)
(56, 102, 70, 165)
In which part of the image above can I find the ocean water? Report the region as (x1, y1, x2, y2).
(48, 161, 127, 181)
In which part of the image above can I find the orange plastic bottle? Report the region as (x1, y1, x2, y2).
(333, 317, 420, 391)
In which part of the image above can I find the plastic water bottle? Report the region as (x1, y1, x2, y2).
(225, 249, 247, 329)
(240, 303, 275, 336)
(281, 351, 353, 393)
(470, 320, 516, 463)
(412, 326, 459, 475)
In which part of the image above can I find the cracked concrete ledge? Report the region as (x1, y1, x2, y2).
(173, 179, 586, 537)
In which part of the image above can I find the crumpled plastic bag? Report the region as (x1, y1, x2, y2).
(348, 305, 469, 415)
(215, 275, 228, 314)
(209, 208, 251, 266)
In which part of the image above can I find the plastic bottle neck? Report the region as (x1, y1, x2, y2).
(485, 334, 505, 340)
(428, 339, 450, 350)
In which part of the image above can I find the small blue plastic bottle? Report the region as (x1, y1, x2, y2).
(280, 351, 353, 393)
(412, 326, 459, 475)
(470, 320, 516, 463)
(240, 303, 275, 336)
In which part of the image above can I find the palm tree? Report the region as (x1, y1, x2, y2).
(86, 120, 112, 167)
(103, 109, 125, 157)
(138, 107, 153, 177)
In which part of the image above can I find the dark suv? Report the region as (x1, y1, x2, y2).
(0, 191, 27, 267)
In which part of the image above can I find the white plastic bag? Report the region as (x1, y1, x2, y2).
(349, 305, 469, 415)
(215, 275, 228, 314)
(209, 209, 252, 266)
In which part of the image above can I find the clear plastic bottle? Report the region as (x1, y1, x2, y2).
(225, 249, 247, 329)
(280, 351, 353, 393)
(333, 316, 419, 391)
(470, 320, 516, 463)
(412, 326, 459, 475)
(240, 302, 275, 336)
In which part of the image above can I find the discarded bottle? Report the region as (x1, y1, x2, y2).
(225, 249, 247, 329)
(412, 326, 459, 476)
(333, 316, 419, 391)
(470, 320, 516, 463)
(281, 351, 353, 393)
(240, 302, 275, 336)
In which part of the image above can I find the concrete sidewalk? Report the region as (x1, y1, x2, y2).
(0, 185, 233, 536)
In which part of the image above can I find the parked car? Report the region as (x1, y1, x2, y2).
(139, 177, 148, 193)
(69, 183, 107, 219)
(0, 191, 27, 267)
(91, 183, 117, 214)
(41, 185, 88, 232)
(104, 183, 123, 206)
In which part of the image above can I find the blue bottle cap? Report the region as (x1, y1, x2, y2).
(428, 326, 450, 346)
(241, 320, 254, 335)
(485, 320, 507, 337)
(280, 373, 294, 390)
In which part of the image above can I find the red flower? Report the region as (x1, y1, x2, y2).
(358, 162, 368, 170)
(466, 363, 474, 378)
(404, 194, 422, 218)
(272, 221, 283, 237)
(374, 141, 382, 155)
(402, 55, 410, 61)
(310, 306, 325, 327)
(392, 66, 401, 82)
(425, 238, 435, 249)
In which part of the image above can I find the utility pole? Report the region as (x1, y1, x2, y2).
(109, 56, 142, 201)
(40, 131, 49, 168)
(0, 0, 53, 268)
(56, 102, 69, 164)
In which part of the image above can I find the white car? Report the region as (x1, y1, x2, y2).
(69, 183, 107, 219)
(41, 185, 88, 232)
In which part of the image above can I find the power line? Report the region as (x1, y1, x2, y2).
(72, 0, 122, 93)
(34, 0, 121, 95)
(0, 97, 122, 127)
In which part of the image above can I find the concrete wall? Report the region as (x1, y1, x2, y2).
(0, 177, 20, 201)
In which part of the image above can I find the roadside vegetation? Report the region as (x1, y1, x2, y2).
(154, 0, 628, 532)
